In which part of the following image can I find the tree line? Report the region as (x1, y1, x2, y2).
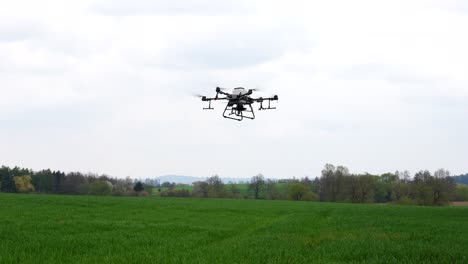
(1, 164, 467, 206)
(0, 166, 152, 196)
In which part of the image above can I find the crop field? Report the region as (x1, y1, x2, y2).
(1, 193, 467, 263)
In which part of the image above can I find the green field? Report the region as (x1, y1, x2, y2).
(1, 193, 467, 263)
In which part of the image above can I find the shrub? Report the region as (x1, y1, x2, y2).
(89, 181, 112, 196)
(393, 196, 417, 206)
(133, 181, 144, 192)
(287, 183, 318, 201)
(13, 175, 35, 193)
(160, 189, 190, 197)
(455, 185, 468, 201)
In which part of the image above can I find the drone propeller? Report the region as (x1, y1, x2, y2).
(216, 87, 229, 92)
(192, 93, 204, 98)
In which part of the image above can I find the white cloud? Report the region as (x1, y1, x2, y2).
(1, 0, 468, 178)
(92, 0, 254, 16)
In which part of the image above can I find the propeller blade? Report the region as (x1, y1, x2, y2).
(192, 93, 204, 98)
(216, 87, 229, 93)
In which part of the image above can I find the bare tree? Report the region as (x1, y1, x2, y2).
(434, 168, 450, 179)
(206, 175, 225, 198)
(249, 174, 265, 199)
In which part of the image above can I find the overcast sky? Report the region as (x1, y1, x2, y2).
(1, 0, 467, 179)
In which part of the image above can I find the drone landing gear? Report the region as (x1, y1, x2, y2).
(223, 104, 255, 121)
(203, 100, 214, 110)
(259, 99, 276, 110)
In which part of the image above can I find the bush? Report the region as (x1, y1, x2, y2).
(78, 183, 90, 195)
(89, 181, 112, 196)
(13, 175, 35, 193)
(393, 196, 417, 206)
(144, 185, 154, 195)
(302, 191, 318, 201)
(133, 181, 144, 192)
(160, 189, 190, 197)
(288, 183, 317, 201)
(455, 185, 468, 201)
(127, 190, 149, 197)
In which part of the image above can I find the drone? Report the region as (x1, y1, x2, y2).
(196, 87, 278, 121)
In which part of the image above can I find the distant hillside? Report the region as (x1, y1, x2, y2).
(452, 174, 468, 185)
(156, 175, 248, 185)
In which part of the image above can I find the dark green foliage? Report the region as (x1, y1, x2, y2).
(0, 166, 32, 193)
(133, 181, 144, 192)
(31, 169, 65, 193)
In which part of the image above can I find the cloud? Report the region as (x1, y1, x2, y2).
(92, 0, 254, 16)
(1, 0, 468, 178)
(0, 18, 43, 42)
(159, 22, 308, 69)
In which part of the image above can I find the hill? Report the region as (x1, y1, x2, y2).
(1, 193, 467, 263)
(452, 174, 468, 185)
(157, 175, 248, 184)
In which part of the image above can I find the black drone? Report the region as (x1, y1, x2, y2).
(196, 87, 278, 121)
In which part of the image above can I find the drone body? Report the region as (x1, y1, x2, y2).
(198, 87, 278, 121)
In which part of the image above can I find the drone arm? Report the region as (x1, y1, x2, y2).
(201, 95, 229, 110)
(253, 95, 278, 110)
(216, 87, 231, 97)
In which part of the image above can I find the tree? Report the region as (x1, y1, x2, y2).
(60, 172, 87, 194)
(13, 175, 35, 193)
(434, 168, 450, 179)
(113, 177, 133, 195)
(319, 164, 336, 201)
(89, 181, 112, 196)
(161, 182, 176, 189)
(455, 185, 468, 201)
(288, 183, 317, 201)
(206, 175, 225, 198)
(192, 181, 209, 198)
(392, 181, 411, 202)
(144, 184, 154, 195)
(319, 164, 349, 202)
(265, 179, 282, 200)
(412, 170, 455, 206)
(133, 181, 144, 192)
(249, 174, 265, 199)
(228, 184, 241, 198)
(0, 166, 16, 192)
(1, 166, 31, 193)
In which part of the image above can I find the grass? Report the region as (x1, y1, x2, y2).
(0, 193, 467, 263)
